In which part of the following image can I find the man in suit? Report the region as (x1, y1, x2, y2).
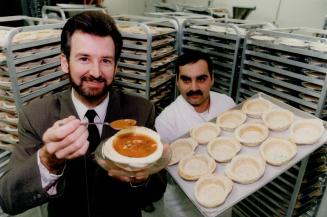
(0, 12, 167, 217)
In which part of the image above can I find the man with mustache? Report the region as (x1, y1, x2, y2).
(0, 12, 167, 217)
(155, 51, 235, 217)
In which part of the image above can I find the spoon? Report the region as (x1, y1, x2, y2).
(81, 119, 137, 130)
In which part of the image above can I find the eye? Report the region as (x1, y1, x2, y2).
(103, 58, 112, 64)
(79, 57, 89, 63)
(180, 76, 191, 83)
(197, 76, 208, 83)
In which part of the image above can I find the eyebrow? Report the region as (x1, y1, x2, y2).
(197, 74, 208, 80)
(75, 53, 114, 59)
(179, 74, 209, 80)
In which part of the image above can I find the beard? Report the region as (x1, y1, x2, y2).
(69, 70, 113, 103)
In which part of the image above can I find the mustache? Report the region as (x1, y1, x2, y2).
(81, 75, 106, 82)
(186, 90, 203, 96)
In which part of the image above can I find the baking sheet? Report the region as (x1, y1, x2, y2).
(166, 92, 327, 217)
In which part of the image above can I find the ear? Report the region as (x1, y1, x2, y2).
(175, 75, 180, 88)
(210, 72, 214, 86)
(61, 54, 69, 74)
(114, 65, 118, 77)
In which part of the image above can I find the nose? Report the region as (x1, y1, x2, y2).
(89, 62, 101, 78)
(191, 80, 199, 91)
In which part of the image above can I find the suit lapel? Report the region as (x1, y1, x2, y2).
(58, 89, 79, 120)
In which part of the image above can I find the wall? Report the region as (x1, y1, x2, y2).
(274, 0, 327, 28)
(142, 0, 327, 29)
(104, 0, 145, 15)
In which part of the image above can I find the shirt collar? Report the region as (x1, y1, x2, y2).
(71, 89, 109, 122)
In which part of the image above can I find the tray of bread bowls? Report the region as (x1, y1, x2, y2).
(95, 126, 171, 177)
(166, 92, 327, 217)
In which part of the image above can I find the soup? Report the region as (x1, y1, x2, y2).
(111, 119, 136, 129)
(113, 133, 157, 158)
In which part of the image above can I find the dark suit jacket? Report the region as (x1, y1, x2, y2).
(0, 89, 167, 217)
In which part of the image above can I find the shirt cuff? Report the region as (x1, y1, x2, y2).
(37, 150, 64, 195)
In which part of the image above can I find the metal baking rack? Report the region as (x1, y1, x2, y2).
(0, 16, 69, 176)
(181, 18, 273, 98)
(234, 27, 327, 217)
(153, 2, 182, 13)
(182, 5, 228, 18)
(42, 5, 107, 20)
(112, 15, 178, 113)
(144, 12, 213, 55)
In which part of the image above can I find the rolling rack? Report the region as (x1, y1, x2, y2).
(181, 18, 273, 98)
(112, 15, 178, 114)
(144, 11, 213, 55)
(42, 4, 107, 20)
(0, 16, 69, 179)
(234, 27, 327, 217)
(182, 4, 228, 19)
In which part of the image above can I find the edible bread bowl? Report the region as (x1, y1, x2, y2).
(194, 174, 233, 208)
(178, 154, 216, 181)
(290, 119, 324, 145)
(260, 138, 297, 166)
(207, 137, 241, 162)
(216, 110, 247, 132)
(262, 109, 294, 131)
(235, 122, 269, 146)
(242, 98, 272, 118)
(225, 154, 266, 184)
(102, 126, 163, 171)
(190, 122, 221, 144)
(169, 138, 198, 166)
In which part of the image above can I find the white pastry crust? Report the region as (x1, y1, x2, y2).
(290, 119, 324, 145)
(216, 110, 247, 132)
(194, 174, 233, 208)
(260, 137, 297, 166)
(178, 154, 216, 181)
(225, 153, 266, 184)
(262, 109, 294, 131)
(235, 122, 269, 146)
(169, 137, 198, 166)
(207, 137, 241, 162)
(242, 98, 272, 118)
(102, 126, 163, 171)
(190, 122, 221, 144)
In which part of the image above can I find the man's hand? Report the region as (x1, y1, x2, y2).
(39, 116, 89, 174)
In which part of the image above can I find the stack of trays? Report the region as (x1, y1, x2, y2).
(0, 17, 69, 175)
(237, 27, 327, 217)
(113, 16, 178, 113)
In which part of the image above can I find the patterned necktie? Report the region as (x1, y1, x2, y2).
(85, 110, 101, 153)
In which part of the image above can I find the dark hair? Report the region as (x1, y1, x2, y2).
(175, 51, 213, 78)
(61, 12, 123, 64)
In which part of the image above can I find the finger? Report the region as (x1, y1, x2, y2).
(43, 117, 81, 143)
(52, 126, 89, 158)
(163, 143, 170, 151)
(66, 140, 90, 159)
(108, 171, 131, 182)
(55, 115, 76, 128)
(135, 175, 149, 181)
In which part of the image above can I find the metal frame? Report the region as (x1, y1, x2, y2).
(0, 16, 69, 177)
(180, 18, 274, 98)
(112, 15, 179, 113)
(234, 27, 327, 217)
(42, 5, 107, 20)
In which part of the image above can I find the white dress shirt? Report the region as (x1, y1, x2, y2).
(37, 89, 109, 194)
